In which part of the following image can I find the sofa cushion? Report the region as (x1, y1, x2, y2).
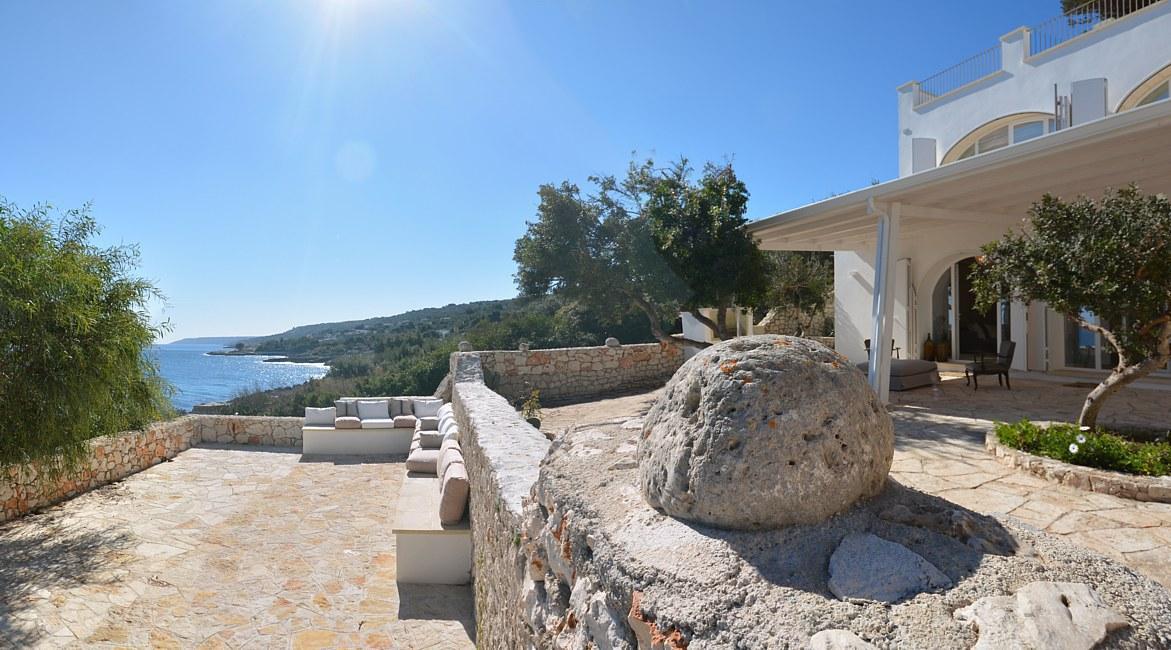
(334, 400, 351, 417)
(393, 415, 417, 429)
(335, 416, 362, 429)
(438, 441, 464, 480)
(405, 448, 440, 474)
(439, 463, 470, 525)
(392, 397, 414, 417)
(417, 416, 440, 431)
(416, 429, 444, 449)
(443, 426, 460, 444)
(440, 417, 458, 435)
(304, 407, 336, 427)
(437, 403, 454, 420)
(361, 418, 395, 429)
(356, 399, 390, 420)
(413, 398, 443, 418)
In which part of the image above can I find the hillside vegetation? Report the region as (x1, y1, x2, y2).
(226, 296, 659, 415)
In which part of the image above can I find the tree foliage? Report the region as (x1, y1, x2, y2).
(972, 186, 1171, 427)
(0, 200, 171, 474)
(514, 158, 771, 341)
(765, 251, 834, 335)
(514, 179, 684, 342)
(639, 159, 771, 339)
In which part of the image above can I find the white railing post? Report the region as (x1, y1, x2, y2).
(867, 202, 901, 403)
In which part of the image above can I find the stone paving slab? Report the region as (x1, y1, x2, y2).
(545, 376, 1171, 589)
(0, 446, 474, 649)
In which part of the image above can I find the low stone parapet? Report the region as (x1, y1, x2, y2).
(985, 429, 1171, 503)
(449, 352, 551, 647)
(471, 342, 683, 404)
(1, 415, 306, 524)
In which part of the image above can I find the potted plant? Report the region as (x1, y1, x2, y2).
(522, 388, 542, 429)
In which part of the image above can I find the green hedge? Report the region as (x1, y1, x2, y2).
(995, 420, 1171, 477)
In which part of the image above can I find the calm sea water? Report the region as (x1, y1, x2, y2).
(150, 343, 329, 411)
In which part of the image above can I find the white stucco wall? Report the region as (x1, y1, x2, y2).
(898, 3, 1171, 177)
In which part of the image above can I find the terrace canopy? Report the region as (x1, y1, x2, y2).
(748, 99, 1171, 402)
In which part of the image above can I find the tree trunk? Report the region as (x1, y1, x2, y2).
(1078, 322, 1171, 427)
(629, 295, 672, 345)
(715, 306, 728, 340)
(688, 310, 724, 342)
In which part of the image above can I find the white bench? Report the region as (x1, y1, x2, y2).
(392, 471, 471, 585)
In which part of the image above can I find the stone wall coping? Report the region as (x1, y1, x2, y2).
(985, 429, 1171, 503)
(466, 342, 673, 355)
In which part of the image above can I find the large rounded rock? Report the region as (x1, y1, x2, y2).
(638, 335, 893, 529)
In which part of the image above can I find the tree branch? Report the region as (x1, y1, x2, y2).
(1074, 316, 1126, 368)
(688, 309, 724, 341)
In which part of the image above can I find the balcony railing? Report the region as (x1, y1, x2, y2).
(1031, 0, 1162, 55)
(912, 0, 1165, 108)
(913, 46, 1002, 108)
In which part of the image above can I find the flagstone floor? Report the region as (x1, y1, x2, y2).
(543, 376, 1171, 589)
(0, 447, 475, 649)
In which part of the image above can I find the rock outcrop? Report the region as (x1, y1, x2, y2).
(639, 336, 893, 529)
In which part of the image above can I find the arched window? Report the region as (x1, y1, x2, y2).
(941, 113, 1054, 164)
(1118, 63, 1171, 112)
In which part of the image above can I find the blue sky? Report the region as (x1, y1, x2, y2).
(0, 1, 1057, 342)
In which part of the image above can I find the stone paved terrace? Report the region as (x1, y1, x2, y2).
(542, 376, 1171, 589)
(0, 446, 474, 649)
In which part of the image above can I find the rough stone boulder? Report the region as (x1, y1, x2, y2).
(638, 335, 893, 529)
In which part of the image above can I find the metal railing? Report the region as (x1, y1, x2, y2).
(914, 46, 1002, 107)
(1030, 0, 1163, 55)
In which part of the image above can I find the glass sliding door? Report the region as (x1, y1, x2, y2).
(955, 257, 997, 360)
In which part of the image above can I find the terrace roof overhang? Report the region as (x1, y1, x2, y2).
(747, 98, 1171, 403)
(749, 98, 1171, 252)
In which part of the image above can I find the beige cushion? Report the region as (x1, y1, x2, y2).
(356, 399, 390, 420)
(304, 407, 335, 426)
(417, 416, 440, 431)
(439, 417, 458, 436)
(335, 416, 362, 429)
(405, 448, 440, 474)
(417, 429, 444, 449)
(437, 441, 464, 480)
(437, 403, 454, 419)
(334, 400, 351, 417)
(413, 398, 443, 418)
(393, 415, 417, 429)
(361, 418, 395, 429)
(439, 463, 470, 525)
(392, 397, 414, 416)
(443, 426, 460, 444)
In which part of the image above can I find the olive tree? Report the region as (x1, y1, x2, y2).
(514, 181, 686, 344)
(972, 186, 1171, 427)
(0, 200, 171, 475)
(638, 159, 771, 339)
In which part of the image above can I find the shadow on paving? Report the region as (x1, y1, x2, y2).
(0, 513, 132, 647)
(397, 584, 477, 641)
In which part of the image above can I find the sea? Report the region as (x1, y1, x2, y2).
(150, 342, 329, 412)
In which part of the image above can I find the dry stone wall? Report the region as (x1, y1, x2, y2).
(1, 415, 304, 523)
(450, 352, 551, 648)
(474, 342, 683, 404)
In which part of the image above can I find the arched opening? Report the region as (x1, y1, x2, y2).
(1118, 63, 1171, 112)
(941, 112, 1054, 165)
(930, 257, 1000, 360)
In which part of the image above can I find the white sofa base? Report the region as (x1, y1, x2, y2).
(301, 426, 413, 455)
(392, 472, 471, 585)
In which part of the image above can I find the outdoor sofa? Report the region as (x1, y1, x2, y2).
(393, 401, 472, 584)
(854, 358, 941, 391)
(301, 395, 444, 455)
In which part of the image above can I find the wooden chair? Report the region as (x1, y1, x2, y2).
(863, 339, 900, 359)
(965, 341, 1016, 390)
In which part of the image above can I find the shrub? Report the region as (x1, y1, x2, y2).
(995, 420, 1171, 476)
(0, 200, 171, 476)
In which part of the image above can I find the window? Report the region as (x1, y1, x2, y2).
(1137, 81, 1169, 108)
(956, 119, 1047, 160)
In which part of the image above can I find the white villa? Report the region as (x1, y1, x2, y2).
(748, 0, 1171, 401)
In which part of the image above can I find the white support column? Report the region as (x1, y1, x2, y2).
(867, 202, 901, 403)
